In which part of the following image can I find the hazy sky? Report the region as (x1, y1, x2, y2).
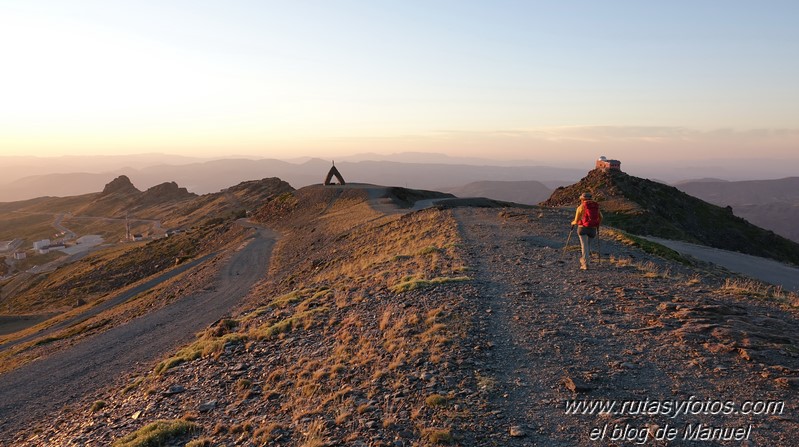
(1, 0, 798, 165)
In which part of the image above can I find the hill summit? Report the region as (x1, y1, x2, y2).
(77, 176, 198, 218)
(139, 181, 194, 204)
(541, 168, 799, 266)
(100, 175, 140, 196)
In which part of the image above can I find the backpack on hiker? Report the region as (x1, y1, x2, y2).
(579, 200, 601, 228)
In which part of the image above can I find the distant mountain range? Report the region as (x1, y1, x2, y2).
(3, 154, 797, 245)
(443, 180, 552, 205)
(675, 177, 799, 243)
(0, 157, 583, 202)
(675, 177, 799, 204)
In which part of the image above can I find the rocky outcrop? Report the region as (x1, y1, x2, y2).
(139, 182, 196, 204)
(100, 177, 195, 204)
(226, 177, 294, 198)
(100, 175, 140, 196)
(77, 177, 198, 219)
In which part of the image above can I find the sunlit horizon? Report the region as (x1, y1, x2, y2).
(1, 1, 798, 166)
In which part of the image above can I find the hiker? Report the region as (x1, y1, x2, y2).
(571, 192, 602, 270)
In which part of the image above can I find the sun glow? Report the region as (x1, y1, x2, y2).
(1, 1, 798, 163)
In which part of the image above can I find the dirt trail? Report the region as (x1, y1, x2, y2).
(0, 225, 277, 441)
(0, 252, 217, 352)
(454, 208, 798, 446)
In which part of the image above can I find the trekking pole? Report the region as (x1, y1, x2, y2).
(560, 225, 575, 261)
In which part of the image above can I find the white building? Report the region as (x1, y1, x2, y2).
(33, 239, 51, 250)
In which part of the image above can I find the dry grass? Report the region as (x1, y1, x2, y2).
(122, 376, 145, 394)
(425, 394, 449, 407)
(390, 275, 471, 293)
(605, 254, 633, 268)
(475, 371, 497, 391)
(637, 261, 671, 279)
(251, 196, 464, 435)
(248, 306, 330, 340)
(422, 427, 455, 444)
(0, 212, 58, 242)
(300, 419, 328, 447)
(134, 188, 471, 444)
(155, 331, 246, 375)
(185, 438, 213, 447)
(721, 277, 799, 306)
(604, 255, 671, 279)
(234, 378, 253, 398)
(111, 419, 199, 447)
(684, 274, 703, 286)
(267, 288, 316, 309)
(252, 422, 286, 444)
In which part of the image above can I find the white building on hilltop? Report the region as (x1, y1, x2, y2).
(596, 156, 621, 171)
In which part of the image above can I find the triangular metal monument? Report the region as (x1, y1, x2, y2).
(324, 162, 346, 185)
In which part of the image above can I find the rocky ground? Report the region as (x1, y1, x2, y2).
(455, 207, 798, 446)
(3, 192, 798, 446)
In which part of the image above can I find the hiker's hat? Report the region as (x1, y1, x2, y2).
(580, 192, 592, 200)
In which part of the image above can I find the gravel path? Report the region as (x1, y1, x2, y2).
(455, 207, 798, 446)
(0, 225, 277, 441)
(0, 252, 217, 352)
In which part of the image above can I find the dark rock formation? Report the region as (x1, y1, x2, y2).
(140, 182, 196, 204)
(101, 175, 140, 196)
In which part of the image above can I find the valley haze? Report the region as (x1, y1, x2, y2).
(3, 152, 798, 244)
(2, 152, 797, 200)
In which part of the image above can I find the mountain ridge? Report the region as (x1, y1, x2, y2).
(443, 180, 552, 205)
(0, 158, 586, 202)
(675, 177, 799, 243)
(2, 183, 796, 446)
